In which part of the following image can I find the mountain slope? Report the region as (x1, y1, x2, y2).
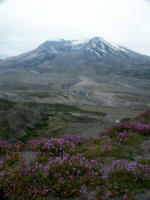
(0, 37, 150, 74)
(0, 37, 150, 109)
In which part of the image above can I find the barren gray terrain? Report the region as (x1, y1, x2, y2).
(0, 37, 150, 140)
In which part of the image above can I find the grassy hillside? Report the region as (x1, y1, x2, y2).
(0, 110, 150, 199)
(0, 98, 106, 142)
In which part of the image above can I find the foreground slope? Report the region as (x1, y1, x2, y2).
(1, 110, 150, 199)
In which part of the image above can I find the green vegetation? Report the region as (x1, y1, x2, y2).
(0, 98, 105, 142)
(1, 99, 150, 199)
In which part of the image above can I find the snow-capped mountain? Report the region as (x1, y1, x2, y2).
(0, 37, 150, 76)
(35, 37, 149, 61)
(0, 37, 150, 108)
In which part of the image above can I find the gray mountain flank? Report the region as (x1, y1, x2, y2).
(0, 37, 150, 111)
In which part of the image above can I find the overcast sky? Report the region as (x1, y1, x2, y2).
(0, 0, 150, 58)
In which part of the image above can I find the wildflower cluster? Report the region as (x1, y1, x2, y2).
(0, 110, 150, 200)
(0, 136, 104, 199)
(0, 160, 49, 199)
(107, 160, 150, 199)
(0, 141, 24, 154)
(101, 120, 150, 142)
(109, 160, 150, 178)
(0, 153, 103, 199)
(48, 153, 103, 197)
(27, 135, 88, 156)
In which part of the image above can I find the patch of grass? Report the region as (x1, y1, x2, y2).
(0, 152, 21, 170)
(36, 153, 50, 164)
(125, 135, 144, 146)
(120, 117, 132, 122)
(21, 91, 50, 98)
(23, 101, 40, 107)
(0, 98, 15, 110)
(74, 138, 106, 163)
(84, 144, 102, 159)
(109, 146, 134, 160)
(0, 99, 106, 142)
(138, 159, 150, 165)
(108, 170, 139, 199)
